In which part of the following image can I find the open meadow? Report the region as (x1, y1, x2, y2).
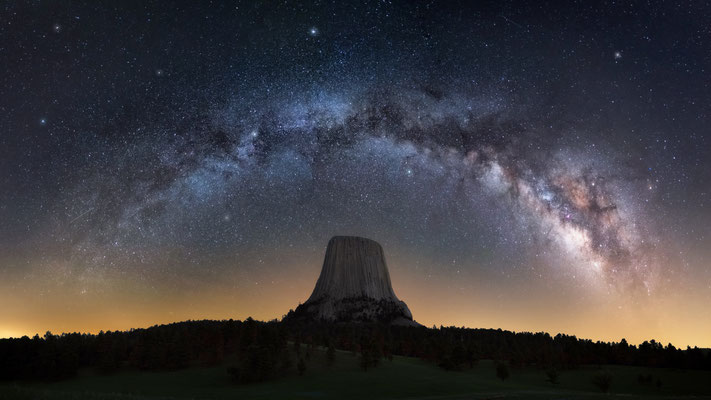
(3, 347, 710, 400)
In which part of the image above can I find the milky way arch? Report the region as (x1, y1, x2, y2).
(53, 82, 660, 296)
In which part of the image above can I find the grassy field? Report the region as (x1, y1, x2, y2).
(2, 347, 711, 400)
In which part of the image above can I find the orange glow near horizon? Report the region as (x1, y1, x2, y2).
(1, 248, 709, 349)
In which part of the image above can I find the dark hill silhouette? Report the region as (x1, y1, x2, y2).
(1, 319, 710, 382)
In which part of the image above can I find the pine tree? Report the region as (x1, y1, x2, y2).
(297, 357, 306, 376)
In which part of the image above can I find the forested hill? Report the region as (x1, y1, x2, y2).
(1, 319, 709, 382)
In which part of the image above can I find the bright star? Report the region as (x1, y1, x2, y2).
(309, 27, 319, 37)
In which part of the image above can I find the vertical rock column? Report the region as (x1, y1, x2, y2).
(299, 236, 415, 324)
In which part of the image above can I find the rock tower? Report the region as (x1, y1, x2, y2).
(289, 236, 416, 325)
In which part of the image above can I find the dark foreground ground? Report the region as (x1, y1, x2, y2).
(2, 347, 711, 400)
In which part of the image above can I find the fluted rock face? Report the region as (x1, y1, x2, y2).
(308, 236, 397, 302)
(291, 236, 416, 325)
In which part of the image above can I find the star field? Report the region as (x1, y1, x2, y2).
(1, 0, 710, 346)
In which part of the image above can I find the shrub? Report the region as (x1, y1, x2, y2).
(496, 362, 510, 381)
(592, 371, 612, 393)
(546, 368, 559, 384)
(327, 343, 336, 367)
(297, 357, 306, 376)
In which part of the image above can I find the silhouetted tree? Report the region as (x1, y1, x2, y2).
(327, 343, 336, 367)
(546, 368, 559, 384)
(297, 357, 306, 376)
(496, 362, 510, 381)
(592, 371, 612, 393)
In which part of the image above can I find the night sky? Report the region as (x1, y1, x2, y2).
(2, 1, 710, 347)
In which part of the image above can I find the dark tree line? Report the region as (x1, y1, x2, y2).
(283, 321, 711, 372)
(1, 318, 710, 382)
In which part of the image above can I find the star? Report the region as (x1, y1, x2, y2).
(1, 0, 707, 351)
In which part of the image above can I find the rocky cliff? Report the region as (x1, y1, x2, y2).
(289, 236, 416, 326)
